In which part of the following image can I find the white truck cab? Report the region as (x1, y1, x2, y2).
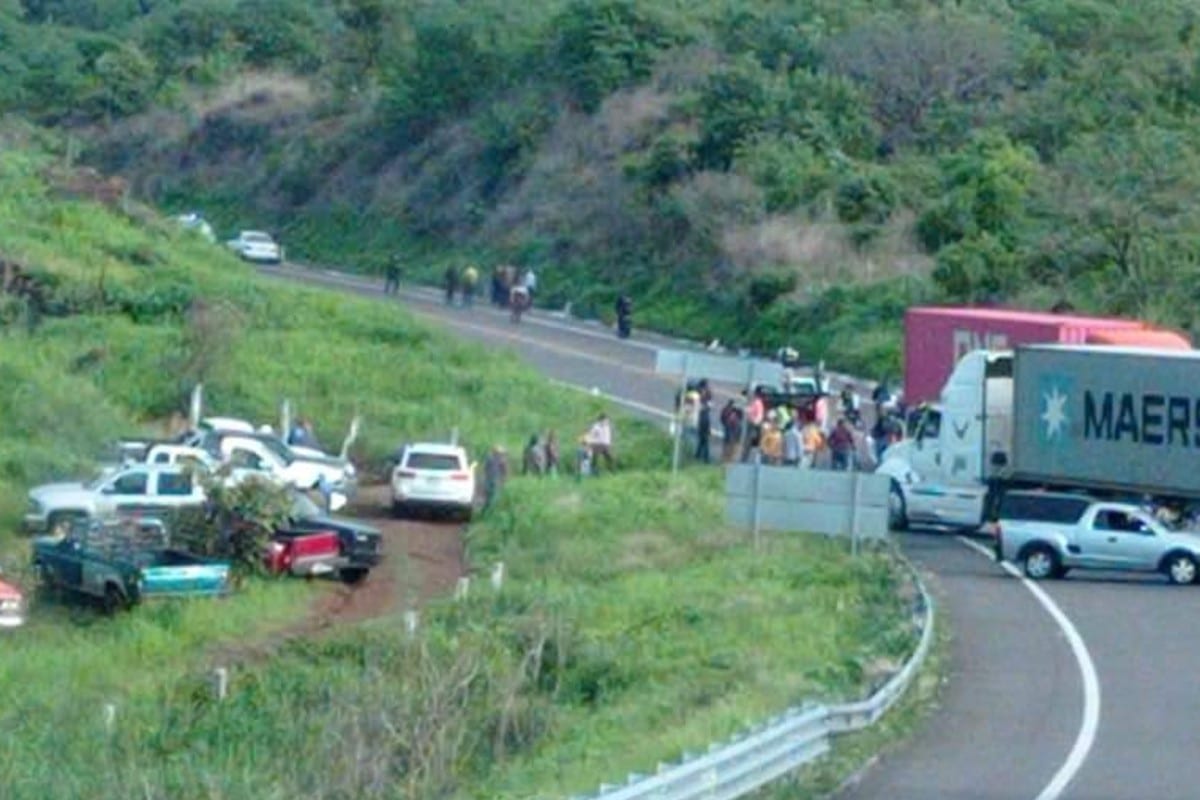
(877, 350, 1014, 530)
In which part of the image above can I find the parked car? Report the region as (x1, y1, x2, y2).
(995, 491, 1200, 585)
(390, 443, 476, 520)
(32, 518, 231, 613)
(194, 430, 357, 496)
(0, 570, 26, 628)
(226, 230, 283, 264)
(284, 490, 381, 580)
(25, 465, 206, 536)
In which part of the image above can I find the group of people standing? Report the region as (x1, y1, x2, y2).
(677, 380, 905, 472)
(439, 263, 537, 320)
(484, 413, 617, 509)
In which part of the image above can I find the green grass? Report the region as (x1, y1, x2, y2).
(0, 471, 922, 799)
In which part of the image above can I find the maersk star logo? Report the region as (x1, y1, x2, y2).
(1041, 386, 1069, 440)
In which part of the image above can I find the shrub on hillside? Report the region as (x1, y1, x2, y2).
(550, 0, 690, 113)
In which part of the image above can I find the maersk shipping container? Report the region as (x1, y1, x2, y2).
(904, 306, 1190, 406)
(1011, 345, 1200, 498)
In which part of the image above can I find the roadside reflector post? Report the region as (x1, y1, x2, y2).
(404, 609, 419, 637)
(491, 562, 505, 591)
(103, 703, 117, 734)
(455, 576, 470, 602)
(212, 667, 229, 701)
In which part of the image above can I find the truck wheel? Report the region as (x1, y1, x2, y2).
(1022, 545, 1060, 581)
(101, 584, 128, 615)
(888, 483, 908, 532)
(1164, 552, 1198, 585)
(340, 568, 369, 585)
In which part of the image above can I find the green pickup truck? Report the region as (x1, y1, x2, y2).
(32, 518, 231, 612)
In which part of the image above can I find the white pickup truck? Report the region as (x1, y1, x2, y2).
(995, 491, 1200, 585)
(25, 465, 206, 536)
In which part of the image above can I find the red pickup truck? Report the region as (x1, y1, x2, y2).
(265, 529, 349, 579)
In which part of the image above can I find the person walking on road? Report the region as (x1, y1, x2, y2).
(383, 255, 401, 295)
(443, 264, 459, 306)
(696, 398, 712, 464)
(615, 293, 633, 339)
(521, 267, 538, 303)
(483, 445, 509, 510)
(461, 263, 479, 308)
(586, 413, 615, 474)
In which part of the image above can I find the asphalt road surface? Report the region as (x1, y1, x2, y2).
(259, 262, 1200, 800)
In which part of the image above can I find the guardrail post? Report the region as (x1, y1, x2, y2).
(404, 609, 419, 637)
(103, 702, 117, 734)
(455, 576, 470, 601)
(491, 562, 505, 591)
(212, 667, 229, 701)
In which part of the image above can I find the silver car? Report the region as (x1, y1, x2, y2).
(995, 491, 1200, 585)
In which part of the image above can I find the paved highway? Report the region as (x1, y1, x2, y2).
(259, 262, 1200, 799)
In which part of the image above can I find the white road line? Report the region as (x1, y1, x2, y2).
(547, 379, 674, 420)
(957, 536, 1101, 800)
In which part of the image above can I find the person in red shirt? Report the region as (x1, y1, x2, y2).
(741, 386, 766, 462)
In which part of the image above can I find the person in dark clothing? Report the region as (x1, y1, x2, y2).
(383, 256, 401, 295)
(719, 400, 743, 463)
(696, 399, 713, 463)
(443, 264, 459, 306)
(829, 418, 856, 471)
(615, 294, 633, 339)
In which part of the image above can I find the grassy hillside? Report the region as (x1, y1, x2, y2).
(2, 1, 1195, 376)
(0, 146, 923, 798)
(0, 143, 668, 531)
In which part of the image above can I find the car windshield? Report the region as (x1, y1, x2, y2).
(406, 452, 463, 471)
(290, 492, 321, 519)
(84, 466, 118, 490)
(243, 232, 272, 243)
(257, 436, 295, 465)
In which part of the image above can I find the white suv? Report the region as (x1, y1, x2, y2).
(390, 444, 475, 521)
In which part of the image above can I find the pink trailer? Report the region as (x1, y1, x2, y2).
(903, 306, 1191, 405)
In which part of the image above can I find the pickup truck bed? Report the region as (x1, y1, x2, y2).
(33, 519, 230, 611)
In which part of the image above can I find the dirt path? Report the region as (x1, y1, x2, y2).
(212, 483, 466, 663)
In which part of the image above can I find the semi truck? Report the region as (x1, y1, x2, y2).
(879, 344, 1200, 531)
(902, 306, 1190, 406)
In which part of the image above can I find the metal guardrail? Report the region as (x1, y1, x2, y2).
(571, 554, 934, 800)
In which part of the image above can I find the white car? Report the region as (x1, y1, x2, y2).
(391, 443, 475, 521)
(226, 230, 284, 264)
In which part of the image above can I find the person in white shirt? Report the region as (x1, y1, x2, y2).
(586, 413, 614, 473)
(521, 267, 537, 300)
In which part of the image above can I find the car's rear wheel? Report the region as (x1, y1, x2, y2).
(1165, 552, 1198, 585)
(1022, 545, 1060, 581)
(391, 500, 407, 518)
(340, 568, 369, 585)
